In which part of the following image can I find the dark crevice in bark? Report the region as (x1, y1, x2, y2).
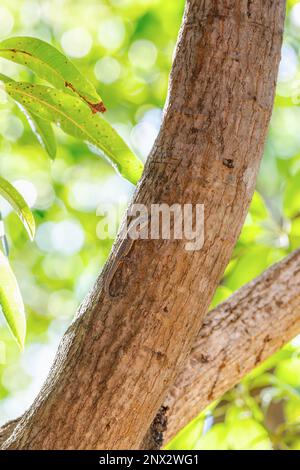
(142, 406, 169, 450)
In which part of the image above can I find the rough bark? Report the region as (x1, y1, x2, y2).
(1, 0, 285, 449)
(2, 249, 300, 449)
(0, 419, 19, 447)
(143, 249, 300, 448)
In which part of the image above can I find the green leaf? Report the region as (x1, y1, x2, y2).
(166, 416, 205, 450)
(225, 245, 271, 290)
(0, 176, 35, 240)
(284, 170, 300, 219)
(5, 82, 144, 185)
(226, 419, 272, 450)
(0, 250, 26, 349)
(0, 73, 56, 159)
(0, 36, 105, 113)
(196, 424, 229, 450)
(0, 72, 13, 84)
(210, 285, 232, 309)
(250, 191, 269, 220)
(22, 108, 57, 160)
(276, 358, 300, 388)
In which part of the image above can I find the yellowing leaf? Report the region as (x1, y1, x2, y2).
(6, 82, 144, 185)
(0, 251, 26, 349)
(0, 36, 105, 113)
(0, 176, 35, 240)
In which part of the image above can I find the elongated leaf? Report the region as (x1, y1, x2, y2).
(0, 73, 56, 159)
(0, 176, 35, 240)
(6, 82, 144, 185)
(0, 36, 105, 113)
(0, 251, 26, 349)
(0, 72, 12, 84)
(22, 107, 57, 159)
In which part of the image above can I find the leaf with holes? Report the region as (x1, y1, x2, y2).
(0, 73, 56, 159)
(0, 176, 35, 240)
(0, 36, 105, 113)
(5, 82, 144, 185)
(0, 251, 26, 349)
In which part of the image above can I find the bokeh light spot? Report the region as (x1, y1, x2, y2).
(48, 290, 78, 318)
(1, 116, 24, 142)
(52, 220, 85, 255)
(98, 17, 125, 51)
(128, 40, 157, 69)
(94, 57, 121, 84)
(61, 27, 92, 58)
(278, 44, 298, 82)
(291, 3, 300, 29)
(0, 7, 14, 39)
(20, 1, 41, 27)
(13, 180, 37, 208)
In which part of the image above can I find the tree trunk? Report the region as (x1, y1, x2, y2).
(1, 0, 285, 450)
(3, 249, 300, 449)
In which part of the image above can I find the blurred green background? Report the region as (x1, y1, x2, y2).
(0, 0, 300, 450)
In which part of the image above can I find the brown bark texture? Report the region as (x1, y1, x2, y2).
(2, 249, 300, 449)
(0, 0, 285, 450)
(158, 249, 300, 447)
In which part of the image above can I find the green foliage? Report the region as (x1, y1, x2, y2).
(0, 73, 56, 159)
(25, 112, 56, 160)
(0, 251, 26, 349)
(0, 37, 143, 184)
(284, 170, 300, 219)
(5, 81, 143, 184)
(196, 420, 272, 451)
(0, 176, 35, 241)
(0, 175, 33, 346)
(0, 36, 103, 108)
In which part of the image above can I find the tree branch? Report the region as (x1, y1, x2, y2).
(0, 0, 285, 449)
(142, 249, 300, 448)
